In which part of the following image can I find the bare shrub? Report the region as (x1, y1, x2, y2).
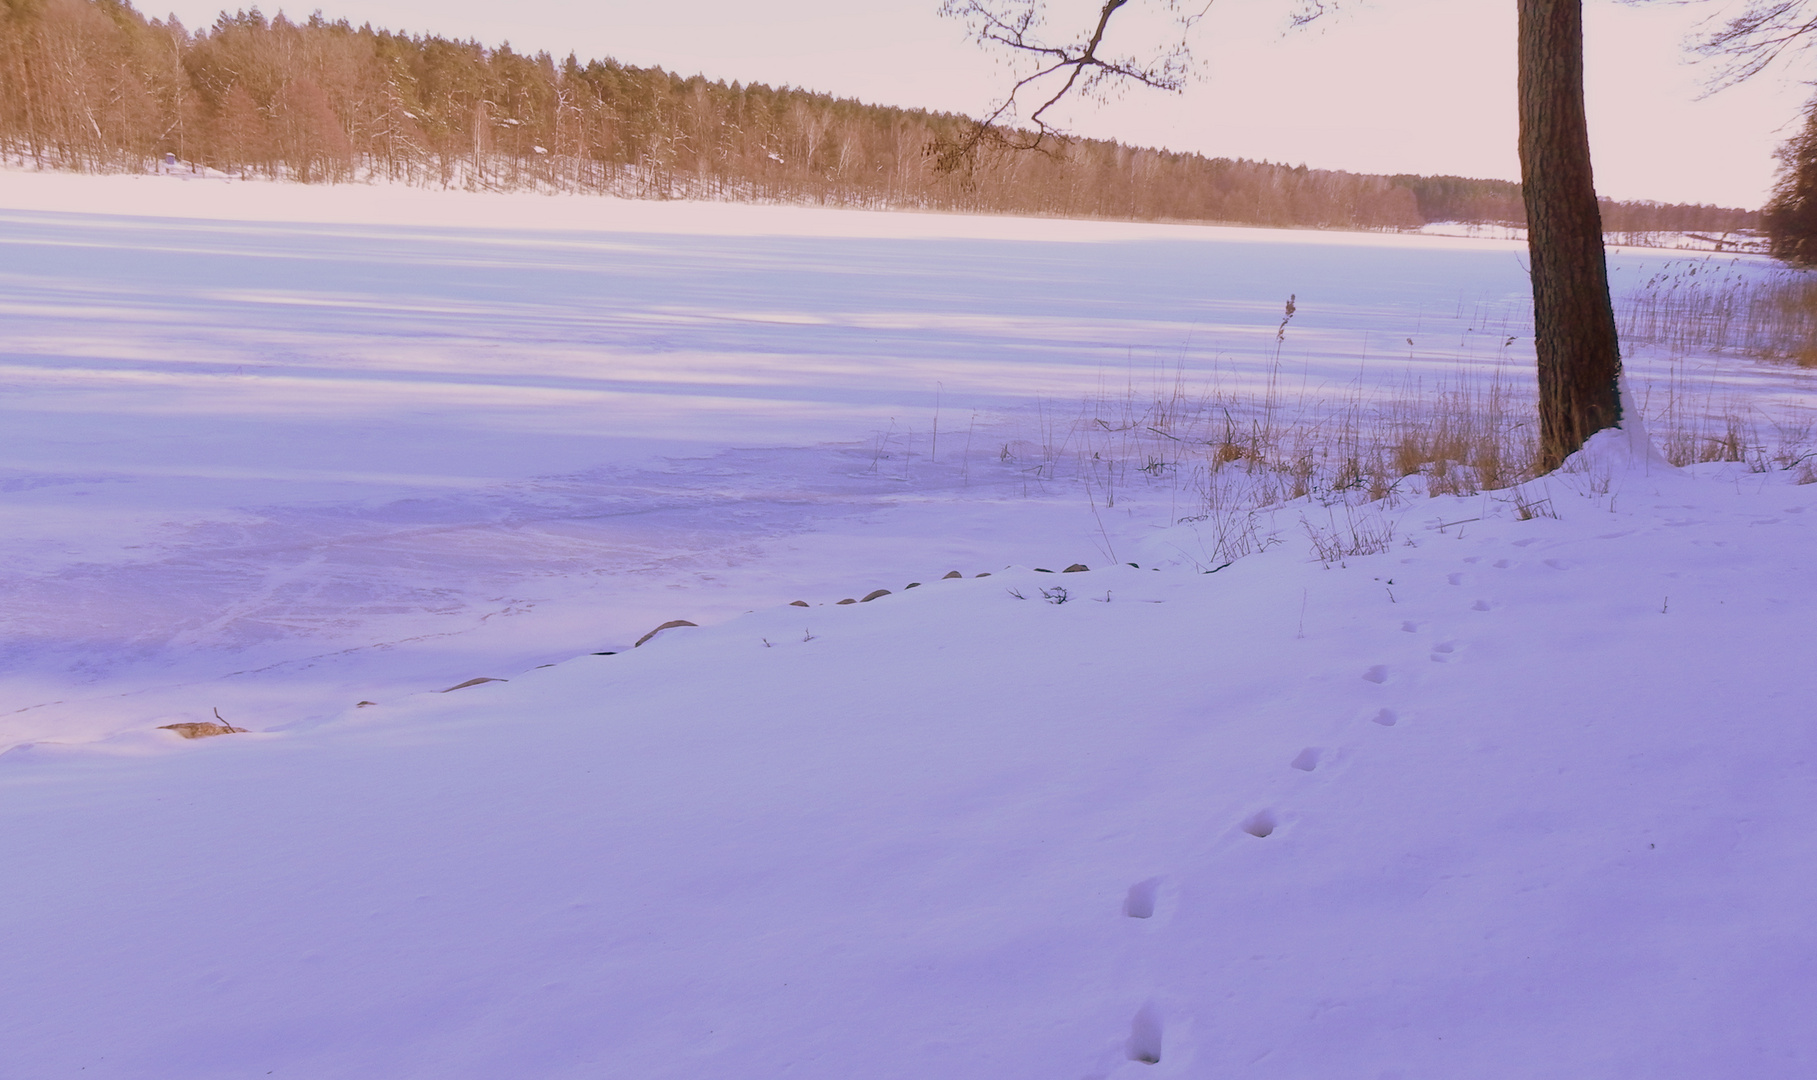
(1302, 505, 1398, 567)
(1509, 487, 1558, 520)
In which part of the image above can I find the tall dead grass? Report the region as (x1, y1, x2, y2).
(955, 273, 1817, 565)
(1621, 260, 1817, 367)
(984, 347, 1814, 566)
(984, 360, 1540, 566)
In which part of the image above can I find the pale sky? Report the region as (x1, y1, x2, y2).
(155, 0, 1814, 208)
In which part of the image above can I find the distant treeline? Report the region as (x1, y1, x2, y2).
(0, 0, 1758, 236)
(1387, 174, 1757, 241)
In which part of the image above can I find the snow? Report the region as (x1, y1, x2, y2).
(2, 170, 1814, 1076)
(1419, 219, 1771, 256)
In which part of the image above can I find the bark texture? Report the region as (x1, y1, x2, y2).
(1518, 0, 1624, 469)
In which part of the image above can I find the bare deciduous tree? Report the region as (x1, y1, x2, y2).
(1685, 2, 1817, 263)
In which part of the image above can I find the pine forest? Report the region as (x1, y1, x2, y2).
(0, 0, 1759, 238)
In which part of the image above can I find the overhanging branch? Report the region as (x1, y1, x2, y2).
(935, 0, 1215, 166)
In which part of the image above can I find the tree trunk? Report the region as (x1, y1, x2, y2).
(1518, 0, 1624, 470)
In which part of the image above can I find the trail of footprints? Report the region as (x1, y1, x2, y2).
(1103, 553, 1507, 1069)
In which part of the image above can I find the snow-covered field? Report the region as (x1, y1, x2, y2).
(2, 171, 1813, 1076)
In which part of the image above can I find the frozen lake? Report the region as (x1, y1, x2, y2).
(2, 172, 1808, 748)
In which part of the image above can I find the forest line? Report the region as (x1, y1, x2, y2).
(0, 0, 1758, 239)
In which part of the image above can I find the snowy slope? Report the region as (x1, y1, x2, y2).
(3, 440, 1812, 1078)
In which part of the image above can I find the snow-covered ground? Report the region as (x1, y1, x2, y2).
(3, 434, 1813, 1077)
(2, 171, 1814, 1076)
(1419, 220, 1771, 255)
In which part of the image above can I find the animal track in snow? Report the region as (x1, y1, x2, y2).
(1123, 878, 1161, 919)
(1447, 572, 1468, 585)
(1472, 599, 1495, 611)
(1400, 620, 1420, 633)
(1493, 558, 1514, 569)
(1290, 747, 1323, 772)
(1126, 1002, 1164, 1064)
(1430, 640, 1459, 662)
(1362, 665, 1389, 684)
(1241, 810, 1278, 838)
(1544, 558, 1572, 570)
(1371, 708, 1399, 727)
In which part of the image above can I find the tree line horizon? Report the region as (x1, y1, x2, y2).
(0, 0, 1759, 239)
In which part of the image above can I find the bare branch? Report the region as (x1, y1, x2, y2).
(1289, 1, 1334, 28)
(1634, 0, 1817, 88)
(936, 0, 1213, 164)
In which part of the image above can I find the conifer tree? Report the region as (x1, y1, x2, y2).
(1764, 99, 1817, 264)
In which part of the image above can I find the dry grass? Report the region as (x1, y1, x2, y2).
(986, 361, 1542, 566)
(158, 721, 242, 739)
(1303, 503, 1399, 567)
(983, 344, 1811, 566)
(1075, 364, 1535, 500)
(951, 272, 1817, 565)
(1621, 261, 1817, 367)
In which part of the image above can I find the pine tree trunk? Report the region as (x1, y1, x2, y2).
(1518, 0, 1623, 470)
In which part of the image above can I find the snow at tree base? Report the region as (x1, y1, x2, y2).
(1, 170, 1813, 1077)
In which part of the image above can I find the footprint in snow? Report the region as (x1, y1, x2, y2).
(1544, 558, 1573, 570)
(1372, 708, 1399, 727)
(1400, 620, 1420, 633)
(1290, 747, 1323, 772)
(1447, 572, 1468, 586)
(1241, 810, 1278, 838)
(1126, 1002, 1164, 1064)
(1471, 599, 1495, 611)
(1362, 664, 1389, 684)
(1123, 878, 1161, 919)
(1430, 641, 1459, 662)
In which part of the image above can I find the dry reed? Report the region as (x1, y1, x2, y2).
(1621, 260, 1817, 367)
